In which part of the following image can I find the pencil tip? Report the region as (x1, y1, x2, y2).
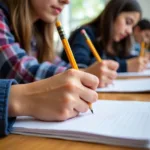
(91, 109, 94, 114)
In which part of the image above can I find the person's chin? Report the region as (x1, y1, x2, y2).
(42, 16, 56, 23)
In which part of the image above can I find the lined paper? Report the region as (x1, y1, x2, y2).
(12, 100, 150, 148)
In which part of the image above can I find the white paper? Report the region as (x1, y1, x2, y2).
(118, 69, 150, 77)
(96, 79, 150, 92)
(147, 63, 150, 69)
(12, 100, 150, 148)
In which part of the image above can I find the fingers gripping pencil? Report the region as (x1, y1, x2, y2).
(55, 20, 94, 114)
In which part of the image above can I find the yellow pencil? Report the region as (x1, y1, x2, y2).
(81, 29, 102, 63)
(140, 42, 145, 57)
(55, 20, 93, 114)
(81, 29, 115, 86)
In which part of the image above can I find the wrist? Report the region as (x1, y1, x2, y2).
(8, 84, 32, 117)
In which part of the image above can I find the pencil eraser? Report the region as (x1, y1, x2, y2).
(81, 29, 86, 35)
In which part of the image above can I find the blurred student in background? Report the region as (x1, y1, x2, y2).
(131, 19, 150, 57)
(62, 0, 149, 72)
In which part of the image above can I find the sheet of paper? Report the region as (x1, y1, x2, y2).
(118, 69, 150, 77)
(96, 78, 150, 92)
(147, 63, 150, 69)
(12, 100, 150, 148)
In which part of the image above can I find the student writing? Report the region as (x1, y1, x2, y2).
(131, 19, 150, 60)
(62, 0, 148, 73)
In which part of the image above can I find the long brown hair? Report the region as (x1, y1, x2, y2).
(1, 0, 55, 62)
(84, 0, 142, 57)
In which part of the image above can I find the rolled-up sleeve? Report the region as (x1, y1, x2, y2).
(0, 79, 17, 137)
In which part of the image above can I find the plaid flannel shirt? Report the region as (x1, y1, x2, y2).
(0, 3, 71, 83)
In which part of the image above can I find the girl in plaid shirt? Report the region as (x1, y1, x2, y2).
(0, 0, 100, 137)
(0, 0, 118, 87)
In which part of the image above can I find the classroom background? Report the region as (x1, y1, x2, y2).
(54, 0, 150, 54)
(1, 0, 150, 149)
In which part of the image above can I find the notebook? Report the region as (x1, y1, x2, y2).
(118, 69, 150, 77)
(12, 100, 150, 149)
(96, 78, 150, 92)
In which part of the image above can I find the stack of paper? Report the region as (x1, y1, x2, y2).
(12, 100, 150, 149)
(96, 78, 150, 92)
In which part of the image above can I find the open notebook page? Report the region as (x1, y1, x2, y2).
(118, 69, 150, 77)
(96, 78, 150, 92)
(12, 100, 150, 149)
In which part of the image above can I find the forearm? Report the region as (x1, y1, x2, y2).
(8, 79, 53, 117)
(8, 81, 45, 117)
(8, 84, 30, 117)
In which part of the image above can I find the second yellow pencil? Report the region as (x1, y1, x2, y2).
(81, 29, 102, 63)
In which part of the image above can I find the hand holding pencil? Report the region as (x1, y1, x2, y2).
(127, 41, 148, 72)
(81, 29, 118, 87)
(55, 20, 96, 114)
(127, 56, 148, 72)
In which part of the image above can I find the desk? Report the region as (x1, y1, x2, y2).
(0, 91, 150, 150)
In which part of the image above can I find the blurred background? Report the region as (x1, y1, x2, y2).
(55, 0, 150, 54)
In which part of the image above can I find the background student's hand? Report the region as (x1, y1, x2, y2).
(127, 57, 148, 72)
(84, 60, 119, 88)
(8, 69, 99, 121)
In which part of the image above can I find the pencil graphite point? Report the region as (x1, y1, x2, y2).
(91, 109, 94, 114)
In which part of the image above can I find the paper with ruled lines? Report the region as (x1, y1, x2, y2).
(12, 100, 150, 149)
